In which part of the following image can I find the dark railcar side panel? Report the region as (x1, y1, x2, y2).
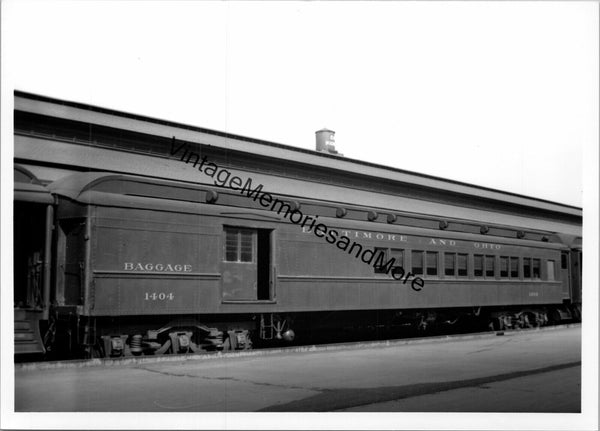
(90, 207, 222, 315)
(82, 202, 570, 316)
(92, 276, 221, 315)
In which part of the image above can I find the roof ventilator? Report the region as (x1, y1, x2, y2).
(206, 190, 218, 204)
(336, 207, 347, 218)
(289, 200, 301, 211)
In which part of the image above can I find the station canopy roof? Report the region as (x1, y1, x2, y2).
(14, 91, 581, 218)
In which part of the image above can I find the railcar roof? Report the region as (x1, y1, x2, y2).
(14, 90, 581, 217)
(14, 165, 54, 204)
(47, 172, 581, 240)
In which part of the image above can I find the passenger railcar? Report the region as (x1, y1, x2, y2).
(22, 172, 579, 358)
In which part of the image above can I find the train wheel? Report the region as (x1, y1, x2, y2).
(523, 314, 533, 328)
(518, 314, 530, 329)
(490, 318, 504, 331)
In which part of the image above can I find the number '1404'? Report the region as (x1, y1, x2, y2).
(145, 292, 174, 301)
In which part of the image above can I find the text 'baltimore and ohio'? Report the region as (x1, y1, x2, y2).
(170, 137, 425, 291)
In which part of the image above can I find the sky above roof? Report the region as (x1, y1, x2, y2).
(3, 1, 598, 206)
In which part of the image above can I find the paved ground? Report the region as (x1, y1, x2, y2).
(339, 366, 581, 412)
(14, 326, 581, 412)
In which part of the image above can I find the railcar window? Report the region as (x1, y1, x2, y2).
(412, 251, 423, 275)
(426, 252, 438, 276)
(510, 257, 519, 278)
(444, 252, 455, 276)
(374, 248, 389, 273)
(561, 253, 568, 269)
(225, 229, 239, 261)
(391, 249, 404, 267)
(240, 231, 253, 262)
(474, 255, 483, 277)
(547, 260, 555, 281)
(500, 256, 509, 278)
(457, 253, 468, 277)
(224, 227, 254, 263)
(523, 258, 531, 278)
(485, 255, 495, 278)
(532, 258, 541, 279)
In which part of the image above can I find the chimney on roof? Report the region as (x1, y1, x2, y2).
(315, 128, 342, 156)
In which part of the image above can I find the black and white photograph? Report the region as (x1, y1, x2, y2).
(1, 1, 598, 430)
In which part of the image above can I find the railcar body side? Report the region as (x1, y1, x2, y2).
(35, 172, 579, 358)
(92, 210, 566, 311)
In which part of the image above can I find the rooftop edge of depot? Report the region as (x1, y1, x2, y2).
(13, 90, 581, 217)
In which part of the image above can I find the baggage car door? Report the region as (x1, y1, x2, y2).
(221, 226, 272, 301)
(222, 227, 258, 301)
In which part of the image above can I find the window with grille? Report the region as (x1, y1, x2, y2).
(474, 255, 483, 277)
(523, 257, 531, 278)
(412, 250, 423, 275)
(532, 258, 541, 279)
(224, 228, 254, 263)
(457, 253, 468, 276)
(426, 251, 438, 276)
(500, 256, 509, 278)
(444, 252, 455, 276)
(485, 255, 495, 277)
(374, 248, 389, 273)
(390, 249, 404, 267)
(510, 257, 519, 278)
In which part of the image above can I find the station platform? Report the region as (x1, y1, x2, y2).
(15, 325, 581, 412)
(340, 365, 580, 412)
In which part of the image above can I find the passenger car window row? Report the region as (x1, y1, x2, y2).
(373, 247, 549, 281)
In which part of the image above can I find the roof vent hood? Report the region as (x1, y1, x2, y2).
(315, 128, 342, 156)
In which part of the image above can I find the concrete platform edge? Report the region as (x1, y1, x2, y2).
(15, 323, 581, 371)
